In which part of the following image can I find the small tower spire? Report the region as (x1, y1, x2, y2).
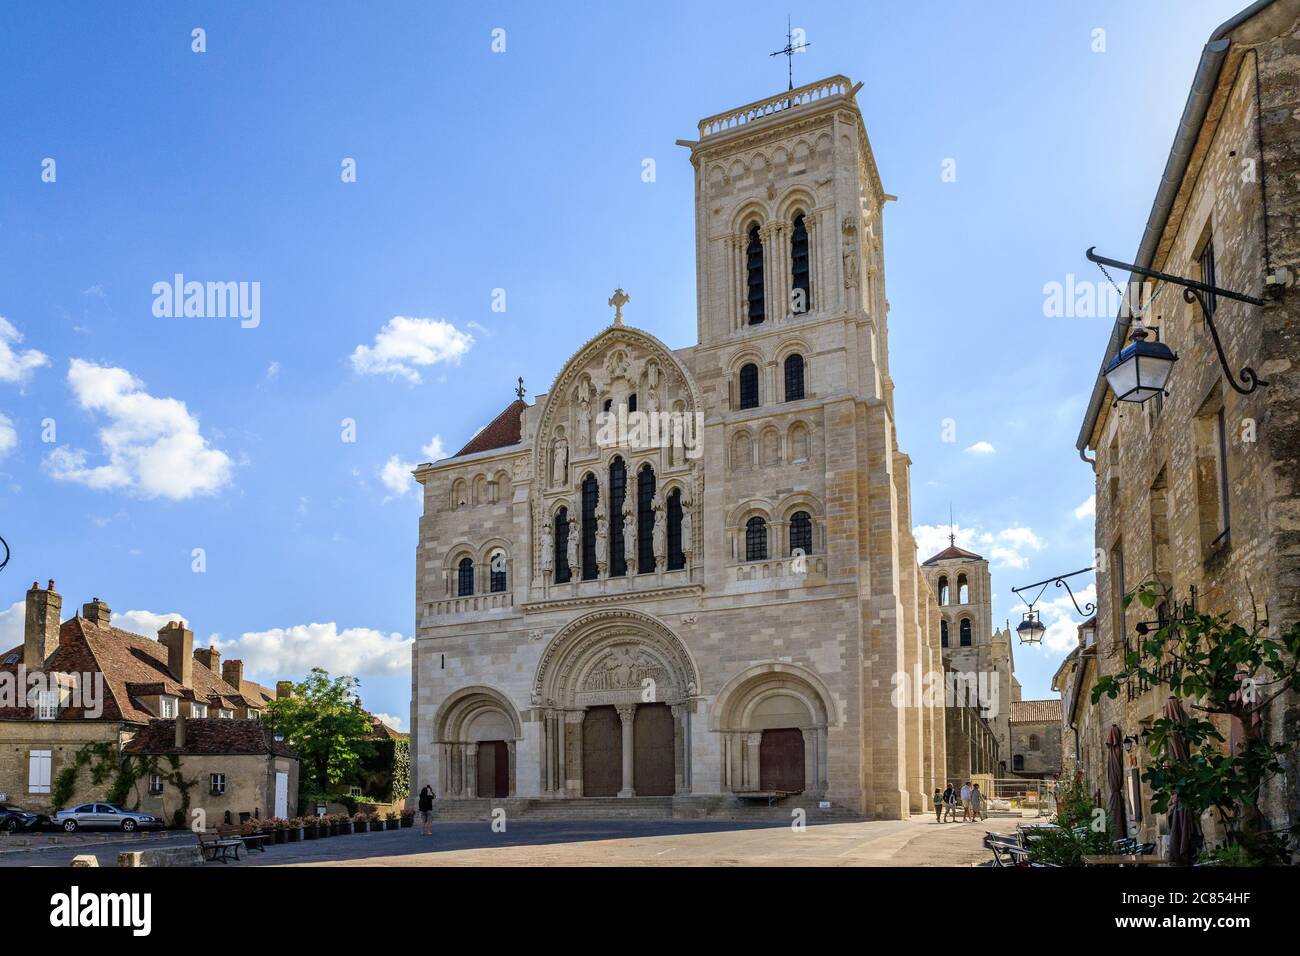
(515, 376, 526, 400)
(769, 15, 811, 91)
(948, 502, 956, 547)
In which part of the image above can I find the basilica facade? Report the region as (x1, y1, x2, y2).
(409, 75, 946, 817)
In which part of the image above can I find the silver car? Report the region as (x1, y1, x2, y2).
(55, 803, 163, 832)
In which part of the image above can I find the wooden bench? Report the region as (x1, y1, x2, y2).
(197, 830, 244, 863)
(217, 824, 269, 853)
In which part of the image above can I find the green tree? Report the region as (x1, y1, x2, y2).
(265, 668, 375, 795)
(1091, 582, 1300, 864)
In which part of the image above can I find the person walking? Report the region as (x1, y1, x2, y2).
(960, 781, 973, 822)
(418, 784, 435, 835)
(941, 783, 956, 822)
(971, 782, 985, 822)
(932, 787, 944, 823)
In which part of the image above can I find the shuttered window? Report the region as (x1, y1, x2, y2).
(28, 750, 51, 794)
(746, 225, 765, 324)
(790, 213, 811, 313)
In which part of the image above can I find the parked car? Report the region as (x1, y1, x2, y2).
(0, 803, 53, 833)
(54, 803, 163, 832)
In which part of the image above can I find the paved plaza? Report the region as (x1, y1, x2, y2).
(0, 815, 997, 867)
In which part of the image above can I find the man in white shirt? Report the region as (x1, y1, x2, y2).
(960, 781, 973, 822)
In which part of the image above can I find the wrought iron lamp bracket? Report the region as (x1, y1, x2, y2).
(1012, 567, 1096, 617)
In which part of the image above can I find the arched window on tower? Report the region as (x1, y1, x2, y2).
(457, 557, 474, 597)
(489, 550, 507, 593)
(1013, 754, 1024, 772)
(609, 457, 627, 577)
(789, 510, 812, 556)
(746, 224, 765, 325)
(941, 620, 949, 647)
(627, 393, 637, 414)
(790, 213, 811, 313)
(637, 464, 656, 574)
(554, 507, 571, 583)
(938, 576, 950, 605)
(581, 474, 599, 581)
(745, 516, 768, 562)
(957, 573, 969, 604)
(667, 488, 685, 571)
(959, 618, 972, 647)
(784, 354, 805, 402)
(1028, 733, 1040, 752)
(739, 363, 759, 410)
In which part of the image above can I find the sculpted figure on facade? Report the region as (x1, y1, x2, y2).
(566, 513, 579, 573)
(552, 432, 569, 487)
(622, 501, 637, 573)
(540, 521, 554, 574)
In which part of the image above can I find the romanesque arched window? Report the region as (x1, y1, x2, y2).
(957, 573, 969, 604)
(746, 224, 765, 325)
(609, 457, 627, 577)
(637, 464, 656, 573)
(941, 620, 949, 647)
(667, 488, 685, 571)
(739, 363, 759, 410)
(457, 557, 474, 596)
(554, 507, 571, 584)
(628, 393, 637, 413)
(581, 474, 599, 581)
(489, 550, 507, 592)
(959, 618, 972, 647)
(1028, 733, 1040, 751)
(745, 516, 768, 561)
(784, 353, 805, 401)
(938, 576, 950, 605)
(789, 510, 812, 556)
(790, 213, 810, 313)
(1013, 754, 1024, 772)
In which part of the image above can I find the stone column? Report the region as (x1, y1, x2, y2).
(671, 703, 688, 795)
(569, 711, 584, 796)
(507, 740, 517, 797)
(544, 710, 556, 793)
(745, 733, 762, 790)
(556, 713, 567, 797)
(802, 728, 817, 796)
(616, 704, 637, 797)
(466, 743, 478, 798)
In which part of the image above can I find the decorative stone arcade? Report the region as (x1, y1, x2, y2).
(531, 609, 699, 798)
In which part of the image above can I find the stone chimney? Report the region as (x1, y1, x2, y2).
(174, 712, 187, 750)
(193, 646, 220, 672)
(81, 597, 111, 626)
(157, 620, 194, 688)
(222, 659, 244, 690)
(276, 680, 293, 700)
(24, 580, 62, 670)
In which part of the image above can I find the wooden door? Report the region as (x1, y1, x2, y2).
(633, 703, 675, 796)
(476, 741, 509, 798)
(582, 706, 622, 796)
(759, 728, 805, 792)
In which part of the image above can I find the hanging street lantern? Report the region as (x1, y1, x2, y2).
(1017, 610, 1046, 645)
(1103, 324, 1178, 404)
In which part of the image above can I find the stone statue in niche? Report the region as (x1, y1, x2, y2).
(622, 500, 637, 573)
(680, 499, 694, 564)
(595, 509, 608, 576)
(540, 521, 554, 573)
(552, 433, 569, 486)
(651, 491, 666, 571)
(577, 397, 591, 452)
(566, 514, 579, 574)
(604, 349, 629, 381)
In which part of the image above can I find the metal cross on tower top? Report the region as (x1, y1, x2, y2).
(515, 376, 526, 400)
(769, 16, 810, 91)
(608, 287, 630, 325)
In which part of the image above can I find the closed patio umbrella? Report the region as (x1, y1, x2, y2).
(1105, 724, 1128, 841)
(1163, 696, 1198, 865)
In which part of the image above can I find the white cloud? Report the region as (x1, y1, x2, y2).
(963, 441, 995, 455)
(0, 414, 15, 460)
(349, 316, 473, 384)
(0, 601, 22, 651)
(0, 317, 50, 385)
(44, 359, 233, 499)
(420, 434, 446, 461)
(379, 455, 417, 498)
(217, 622, 412, 679)
(264, 361, 280, 383)
(1027, 583, 1098, 654)
(372, 712, 406, 732)
(115, 609, 187, 637)
(1073, 495, 1096, 520)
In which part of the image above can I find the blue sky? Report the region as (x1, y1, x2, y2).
(0, 0, 1248, 723)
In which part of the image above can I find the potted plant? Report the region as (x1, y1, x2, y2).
(303, 814, 320, 839)
(266, 818, 288, 844)
(352, 812, 369, 833)
(386, 812, 398, 831)
(286, 817, 304, 842)
(400, 809, 414, 828)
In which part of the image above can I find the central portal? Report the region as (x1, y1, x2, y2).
(633, 703, 674, 796)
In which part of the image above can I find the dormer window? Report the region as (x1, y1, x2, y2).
(190, 702, 208, 718)
(35, 691, 57, 721)
(218, 708, 234, 719)
(159, 696, 177, 719)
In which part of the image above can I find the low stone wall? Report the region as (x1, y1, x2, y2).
(117, 844, 203, 867)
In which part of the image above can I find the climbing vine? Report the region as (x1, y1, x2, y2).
(49, 742, 200, 828)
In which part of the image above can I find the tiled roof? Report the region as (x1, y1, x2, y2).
(922, 544, 984, 565)
(122, 718, 297, 758)
(454, 399, 526, 457)
(1010, 699, 1063, 723)
(0, 617, 261, 723)
(366, 714, 408, 740)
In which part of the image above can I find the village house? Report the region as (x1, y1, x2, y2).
(1072, 0, 1300, 849)
(0, 580, 297, 821)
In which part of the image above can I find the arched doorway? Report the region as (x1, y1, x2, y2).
(433, 686, 522, 799)
(713, 662, 834, 797)
(534, 609, 699, 798)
